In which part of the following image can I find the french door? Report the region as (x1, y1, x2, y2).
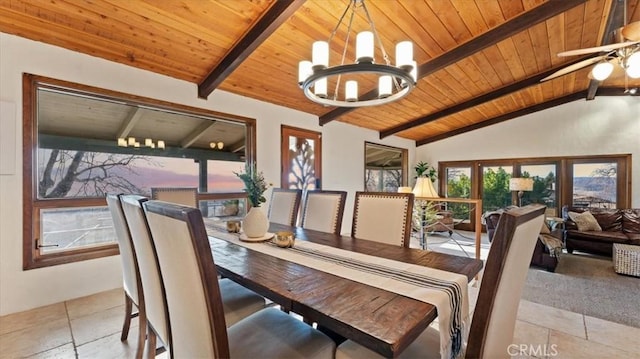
(281, 125, 322, 191)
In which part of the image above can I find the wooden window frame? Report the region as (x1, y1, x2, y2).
(22, 74, 257, 269)
(364, 142, 408, 192)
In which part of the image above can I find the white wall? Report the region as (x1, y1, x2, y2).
(416, 96, 640, 207)
(0, 33, 415, 315)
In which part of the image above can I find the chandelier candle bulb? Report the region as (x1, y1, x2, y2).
(298, 61, 312, 84)
(346, 81, 358, 102)
(312, 41, 329, 70)
(315, 77, 328, 98)
(395, 41, 414, 70)
(157, 140, 165, 149)
(379, 76, 392, 98)
(591, 61, 614, 81)
(356, 31, 374, 63)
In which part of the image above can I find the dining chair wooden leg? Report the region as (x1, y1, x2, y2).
(134, 307, 147, 359)
(121, 293, 133, 341)
(145, 326, 157, 359)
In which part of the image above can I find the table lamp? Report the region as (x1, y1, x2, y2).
(509, 177, 533, 207)
(412, 177, 439, 249)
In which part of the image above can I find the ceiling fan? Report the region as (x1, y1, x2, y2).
(541, 10, 640, 83)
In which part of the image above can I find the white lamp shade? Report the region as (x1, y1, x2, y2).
(145, 138, 153, 147)
(412, 177, 439, 198)
(314, 77, 328, 98)
(345, 80, 358, 101)
(509, 178, 533, 191)
(312, 41, 329, 69)
(397, 186, 412, 193)
(298, 60, 312, 83)
(157, 140, 165, 149)
(217, 142, 224, 149)
(117, 138, 127, 147)
(378, 75, 392, 98)
(591, 62, 614, 81)
(127, 137, 136, 146)
(395, 41, 413, 70)
(356, 31, 374, 63)
(626, 52, 640, 78)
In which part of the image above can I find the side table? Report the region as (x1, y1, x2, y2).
(613, 243, 640, 277)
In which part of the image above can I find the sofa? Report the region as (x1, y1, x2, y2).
(562, 206, 640, 257)
(485, 210, 562, 272)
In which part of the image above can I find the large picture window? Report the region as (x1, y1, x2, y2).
(23, 74, 256, 269)
(439, 155, 631, 231)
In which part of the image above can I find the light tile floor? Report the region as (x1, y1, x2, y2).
(1, 232, 638, 359)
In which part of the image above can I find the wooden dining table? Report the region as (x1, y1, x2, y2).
(205, 221, 483, 358)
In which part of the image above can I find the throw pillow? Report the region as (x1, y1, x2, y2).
(568, 211, 602, 232)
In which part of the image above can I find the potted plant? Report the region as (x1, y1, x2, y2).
(414, 161, 436, 182)
(234, 163, 272, 238)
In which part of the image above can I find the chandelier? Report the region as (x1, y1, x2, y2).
(298, 0, 417, 107)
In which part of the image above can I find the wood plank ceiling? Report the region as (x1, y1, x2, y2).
(1, 0, 638, 146)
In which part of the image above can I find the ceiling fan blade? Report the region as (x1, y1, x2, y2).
(541, 56, 608, 82)
(557, 41, 639, 57)
(622, 21, 640, 41)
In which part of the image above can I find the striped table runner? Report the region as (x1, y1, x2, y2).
(206, 224, 468, 359)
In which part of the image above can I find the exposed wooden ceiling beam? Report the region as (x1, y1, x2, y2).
(116, 107, 143, 139)
(197, 0, 305, 99)
(587, 0, 626, 100)
(318, 0, 589, 126)
(379, 56, 592, 139)
(415, 87, 630, 146)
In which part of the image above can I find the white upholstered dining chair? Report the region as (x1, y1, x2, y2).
(105, 194, 145, 359)
(150, 187, 197, 207)
(351, 191, 414, 247)
(120, 195, 266, 356)
(301, 190, 347, 234)
(142, 200, 336, 359)
(336, 204, 546, 359)
(268, 188, 302, 226)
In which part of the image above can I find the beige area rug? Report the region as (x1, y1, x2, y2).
(522, 253, 640, 328)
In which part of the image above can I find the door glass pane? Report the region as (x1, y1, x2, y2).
(482, 166, 513, 212)
(520, 164, 557, 214)
(445, 167, 472, 220)
(572, 162, 617, 208)
(286, 135, 317, 191)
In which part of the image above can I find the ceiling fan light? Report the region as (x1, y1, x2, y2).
(591, 62, 614, 81)
(626, 52, 640, 78)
